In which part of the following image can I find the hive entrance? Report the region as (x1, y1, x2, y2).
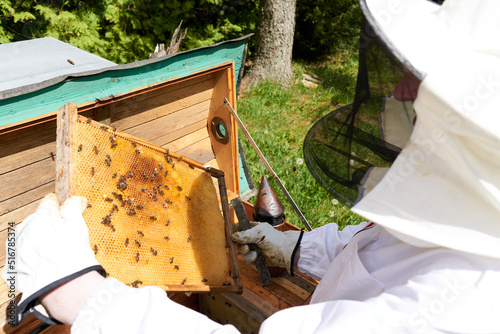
(55, 103, 241, 293)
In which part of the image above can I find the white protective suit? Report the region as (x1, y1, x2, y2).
(72, 222, 500, 333)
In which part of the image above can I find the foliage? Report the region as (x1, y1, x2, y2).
(0, 0, 258, 64)
(0, 0, 361, 64)
(294, 0, 362, 60)
(238, 50, 365, 230)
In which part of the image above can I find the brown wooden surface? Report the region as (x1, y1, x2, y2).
(40, 325, 71, 334)
(55, 103, 78, 203)
(208, 65, 239, 197)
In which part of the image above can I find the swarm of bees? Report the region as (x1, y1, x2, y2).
(75, 117, 226, 290)
(74, 119, 230, 287)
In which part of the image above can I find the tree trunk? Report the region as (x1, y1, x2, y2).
(244, 0, 296, 89)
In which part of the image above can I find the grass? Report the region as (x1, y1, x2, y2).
(237, 50, 366, 230)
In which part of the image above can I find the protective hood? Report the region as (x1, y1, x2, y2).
(352, 0, 500, 258)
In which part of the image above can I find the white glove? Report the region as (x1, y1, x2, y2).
(1, 193, 104, 326)
(232, 222, 302, 273)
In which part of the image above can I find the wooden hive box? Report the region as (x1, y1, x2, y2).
(0, 35, 316, 334)
(0, 36, 250, 333)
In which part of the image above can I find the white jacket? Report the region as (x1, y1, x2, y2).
(72, 222, 500, 333)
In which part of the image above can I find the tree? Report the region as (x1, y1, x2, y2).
(0, 0, 258, 64)
(243, 0, 296, 89)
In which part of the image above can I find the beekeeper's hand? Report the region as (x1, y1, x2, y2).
(1, 193, 105, 326)
(232, 222, 302, 273)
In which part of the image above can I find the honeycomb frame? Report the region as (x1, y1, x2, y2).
(55, 103, 241, 293)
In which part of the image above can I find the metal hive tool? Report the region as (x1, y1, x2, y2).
(55, 103, 241, 293)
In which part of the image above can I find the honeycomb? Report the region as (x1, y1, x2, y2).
(73, 116, 230, 290)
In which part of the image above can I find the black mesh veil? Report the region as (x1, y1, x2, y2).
(303, 1, 440, 207)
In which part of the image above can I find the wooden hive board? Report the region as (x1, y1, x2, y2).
(55, 103, 241, 293)
(0, 45, 243, 333)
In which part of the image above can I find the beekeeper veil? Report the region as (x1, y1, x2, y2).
(303, 0, 500, 258)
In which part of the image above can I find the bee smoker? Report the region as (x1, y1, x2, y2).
(253, 176, 285, 226)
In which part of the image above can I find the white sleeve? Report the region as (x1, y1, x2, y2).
(259, 265, 500, 334)
(72, 278, 240, 334)
(297, 222, 370, 280)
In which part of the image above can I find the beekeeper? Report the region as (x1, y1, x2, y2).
(4, 0, 500, 332)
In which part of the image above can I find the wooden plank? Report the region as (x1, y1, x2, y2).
(3, 313, 44, 334)
(272, 277, 310, 300)
(123, 100, 210, 143)
(240, 286, 280, 316)
(0, 158, 55, 202)
(205, 158, 219, 169)
(55, 103, 78, 203)
(208, 67, 239, 196)
(40, 325, 71, 333)
(0, 36, 247, 129)
(0, 294, 20, 328)
(164, 127, 210, 153)
(0, 201, 38, 231)
(0, 181, 54, 217)
(153, 119, 206, 148)
(0, 119, 56, 145)
(111, 76, 215, 130)
(239, 264, 307, 309)
(240, 272, 292, 311)
(177, 137, 215, 164)
(111, 73, 215, 121)
(281, 272, 317, 295)
(200, 293, 268, 334)
(0, 229, 11, 267)
(0, 141, 56, 176)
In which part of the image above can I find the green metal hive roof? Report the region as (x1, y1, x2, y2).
(0, 34, 252, 128)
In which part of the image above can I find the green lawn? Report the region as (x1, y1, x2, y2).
(237, 50, 366, 230)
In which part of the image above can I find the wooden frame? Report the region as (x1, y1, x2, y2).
(55, 103, 241, 294)
(0, 37, 251, 334)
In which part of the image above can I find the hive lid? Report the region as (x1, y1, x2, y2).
(55, 102, 241, 293)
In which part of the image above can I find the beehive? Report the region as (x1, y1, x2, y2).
(0, 37, 249, 332)
(56, 104, 241, 293)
